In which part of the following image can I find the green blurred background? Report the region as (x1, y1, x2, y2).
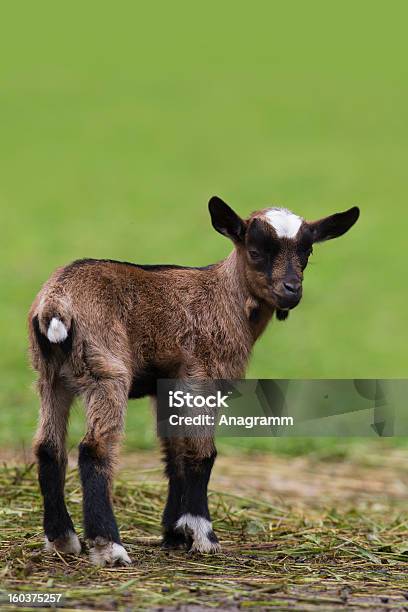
(1, 2, 407, 454)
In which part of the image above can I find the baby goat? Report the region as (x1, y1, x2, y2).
(29, 196, 359, 565)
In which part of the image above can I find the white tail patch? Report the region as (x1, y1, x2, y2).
(47, 317, 68, 343)
(265, 208, 303, 239)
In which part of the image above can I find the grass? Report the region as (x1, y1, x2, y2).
(2, 455, 408, 610)
(0, 1, 407, 453)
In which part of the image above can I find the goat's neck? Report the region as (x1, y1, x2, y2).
(214, 250, 275, 344)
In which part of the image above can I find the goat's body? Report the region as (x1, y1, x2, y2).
(29, 254, 273, 564)
(30, 256, 260, 390)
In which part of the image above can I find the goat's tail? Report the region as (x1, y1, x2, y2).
(37, 292, 72, 342)
(31, 292, 74, 363)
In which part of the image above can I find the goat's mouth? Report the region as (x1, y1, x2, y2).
(271, 291, 302, 311)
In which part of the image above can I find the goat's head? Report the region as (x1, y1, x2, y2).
(209, 196, 360, 315)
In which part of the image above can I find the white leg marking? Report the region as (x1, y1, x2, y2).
(176, 513, 220, 553)
(45, 530, 81, 555)
(88, 538, 131, 566)
(265, 208, 303, 238)
(47, 317, 68, 343)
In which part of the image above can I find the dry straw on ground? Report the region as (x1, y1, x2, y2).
(1, 450, 408, 610)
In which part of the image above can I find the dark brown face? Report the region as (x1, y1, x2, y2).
(244, 216, 313, 310)
(208, 196, 360, 314)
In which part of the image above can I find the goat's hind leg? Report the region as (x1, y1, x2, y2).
(79, 377, 131, 566)
(34, 377, 81, 556)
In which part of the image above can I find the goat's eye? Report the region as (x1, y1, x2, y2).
(248, 249, 262, 261)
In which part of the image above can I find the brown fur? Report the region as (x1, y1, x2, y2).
(30, 253, 261, 469)
(29, 252, 265, 394)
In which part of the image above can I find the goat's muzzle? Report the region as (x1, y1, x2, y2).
(272, 279, 302, 310)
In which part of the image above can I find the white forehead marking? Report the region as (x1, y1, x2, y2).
(264, 207, 303, 239)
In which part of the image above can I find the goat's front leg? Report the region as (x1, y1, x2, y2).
(161, 438, 188, 549)
(162, 436, 220, 553)
(79, 378, 130, 566)
(34, 376, 81, 557)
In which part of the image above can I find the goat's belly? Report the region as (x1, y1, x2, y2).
(128, 363, 176, 399)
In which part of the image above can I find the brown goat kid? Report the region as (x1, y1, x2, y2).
(29, 196, 359, 565)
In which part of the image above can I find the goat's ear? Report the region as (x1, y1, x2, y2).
(308, 206, 360, 243)
(208, 196, 246, 243)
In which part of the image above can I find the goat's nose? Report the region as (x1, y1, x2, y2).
(283, 280, 301, 294)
